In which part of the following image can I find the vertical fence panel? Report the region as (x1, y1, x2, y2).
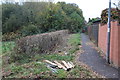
(87, 21, 100, 46)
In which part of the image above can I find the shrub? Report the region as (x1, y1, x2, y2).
(101, 8, 120, 24)
(2, 31, 22, 41)
(15, 30, 69, 55)
(20, 24, 41, 37)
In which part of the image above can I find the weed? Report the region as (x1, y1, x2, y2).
(68, 34, 81, 46)
(2, 41, 15, 53)
(2, 33, 98, 78)
(11, 65, 24, 73)
(40, 54, 73, 61)
(55, 69, 67, 78)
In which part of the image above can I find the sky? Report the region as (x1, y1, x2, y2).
(54, 0, 119, 21)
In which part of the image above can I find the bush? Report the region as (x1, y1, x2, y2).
(20, 24, 41, 36)
(2, 2, 85, 35)
(2, 31, 22, 41)
(15, 30, 69, 55)
(101, 8, 120, 24)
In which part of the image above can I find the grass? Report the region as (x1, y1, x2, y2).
(55, 69, 67, 78)
(8, 62, 50, 78)
(1, 41, 15, 55)
(2, 33, 99, 78)
(36, 54, 73, 61)
(68, 33, 81, 46)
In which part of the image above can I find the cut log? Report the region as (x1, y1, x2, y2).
(44, 60, 57, 66)
(69, 62, 75, 68)
(54, 61, 67, 70)
(54, 61, 63, 68)
(61, 61, 71, 69)
(67, 62, 73, 68)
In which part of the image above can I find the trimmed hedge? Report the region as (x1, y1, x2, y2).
(15, 30, 69, 54)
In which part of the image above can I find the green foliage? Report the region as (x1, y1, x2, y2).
(88, 17, 101, 23)
(68, 65, 92, 78)
(55, 69, 67, 78)
(11, 64, 24, 73)
(39, 54, 73, 61)
(2, 3, 23, 34)
(2, 31, 22, 41)
(68, 47, 79, 55)
(57, 2, 85, 32)
(2, 2, 85, 41)
(20, 24, 41, 36)
(2, 41, 15, 53)
(68, 33, 81, 46)
(101, 8, 120, 24)
(87, 17, 101, 27)
(2, 34, 99, 78)
(67, 33, 80, 60)
(8, 62, 49, 78)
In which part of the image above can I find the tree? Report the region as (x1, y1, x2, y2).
(2, 3, 23, 34)
(57, 2, 85, 32)
(2, 1, 85, 40)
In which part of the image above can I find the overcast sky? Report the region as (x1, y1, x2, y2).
(54, 0, 119, 21)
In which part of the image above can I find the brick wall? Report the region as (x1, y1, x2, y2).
(98, 23, 107, 54)
(98, 21, 120, 68)
(118, 23, 120, 67)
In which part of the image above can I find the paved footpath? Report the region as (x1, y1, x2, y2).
(79, 33, 118, 78)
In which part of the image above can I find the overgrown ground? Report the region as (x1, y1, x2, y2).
(1, 33, 101, 78)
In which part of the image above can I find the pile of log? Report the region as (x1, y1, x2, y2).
(44, 60, 75, 71)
